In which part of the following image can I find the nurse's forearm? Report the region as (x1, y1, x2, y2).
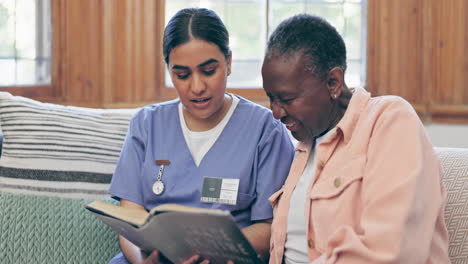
(242, 219, 272, 260)
(119, 235, 147, 264)
(118, 199, 149, 264)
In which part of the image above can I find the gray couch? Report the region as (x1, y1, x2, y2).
(1, 147, 467, 263)
(0, 92, 133, 263)
(435, 147, 468, 263)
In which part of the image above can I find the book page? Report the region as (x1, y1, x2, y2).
(149, 203, 225, 215)
(85, 200, 149, 226)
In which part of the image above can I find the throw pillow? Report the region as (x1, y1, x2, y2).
(0, 92, 138, 199)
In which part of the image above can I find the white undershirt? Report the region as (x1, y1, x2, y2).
(179, 94, 239, 167)
(284, 129, 334, 264)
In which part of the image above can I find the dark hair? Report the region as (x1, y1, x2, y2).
(163, 8, 230, 64)
(265, 14, 347, 80)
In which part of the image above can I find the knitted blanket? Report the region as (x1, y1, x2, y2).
(0, 192, 119, 263)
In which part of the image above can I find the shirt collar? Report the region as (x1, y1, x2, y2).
(335, 87, 370, 144)
(293, 88, 370, 149)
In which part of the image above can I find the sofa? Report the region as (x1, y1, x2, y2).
(435, 147, 468, 263)
(0, 92, 137, 263)
(0, 92, 467, 263)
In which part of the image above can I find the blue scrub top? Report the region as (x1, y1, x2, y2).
(109, 95, 294, 228)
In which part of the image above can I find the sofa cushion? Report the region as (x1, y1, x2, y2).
(0, 92, 138, 199)
(435, 147, 468, 263)
(0, 192, 119, 263)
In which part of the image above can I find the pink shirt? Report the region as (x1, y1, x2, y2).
(269, 88, 450, 263)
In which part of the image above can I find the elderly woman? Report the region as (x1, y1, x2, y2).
(262, 14, 450, 264)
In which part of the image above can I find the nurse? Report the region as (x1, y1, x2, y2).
(108, 7, 294, 264)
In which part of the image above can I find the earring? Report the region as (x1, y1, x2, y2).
(333, 94, 337, 99)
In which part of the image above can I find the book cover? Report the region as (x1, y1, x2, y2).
(84, 201, 263, 264)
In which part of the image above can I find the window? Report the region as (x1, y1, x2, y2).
(0, 0, 51, 86)
(165, 0, 367, 89)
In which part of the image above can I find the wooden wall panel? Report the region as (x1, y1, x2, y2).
(429, 0, 468, 122)
(367, 0, 426, 113)
(102, 0, 133, 104)
(58, 0, 161, 108)
(63, 0, 103, 103)
(367, 0, 468, 123)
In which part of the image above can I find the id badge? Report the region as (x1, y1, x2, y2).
(201, 177, 239, 205)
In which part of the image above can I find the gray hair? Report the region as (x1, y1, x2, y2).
(265, 14, 347, 80)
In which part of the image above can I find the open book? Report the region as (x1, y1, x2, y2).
(84, 201, 263, 264)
